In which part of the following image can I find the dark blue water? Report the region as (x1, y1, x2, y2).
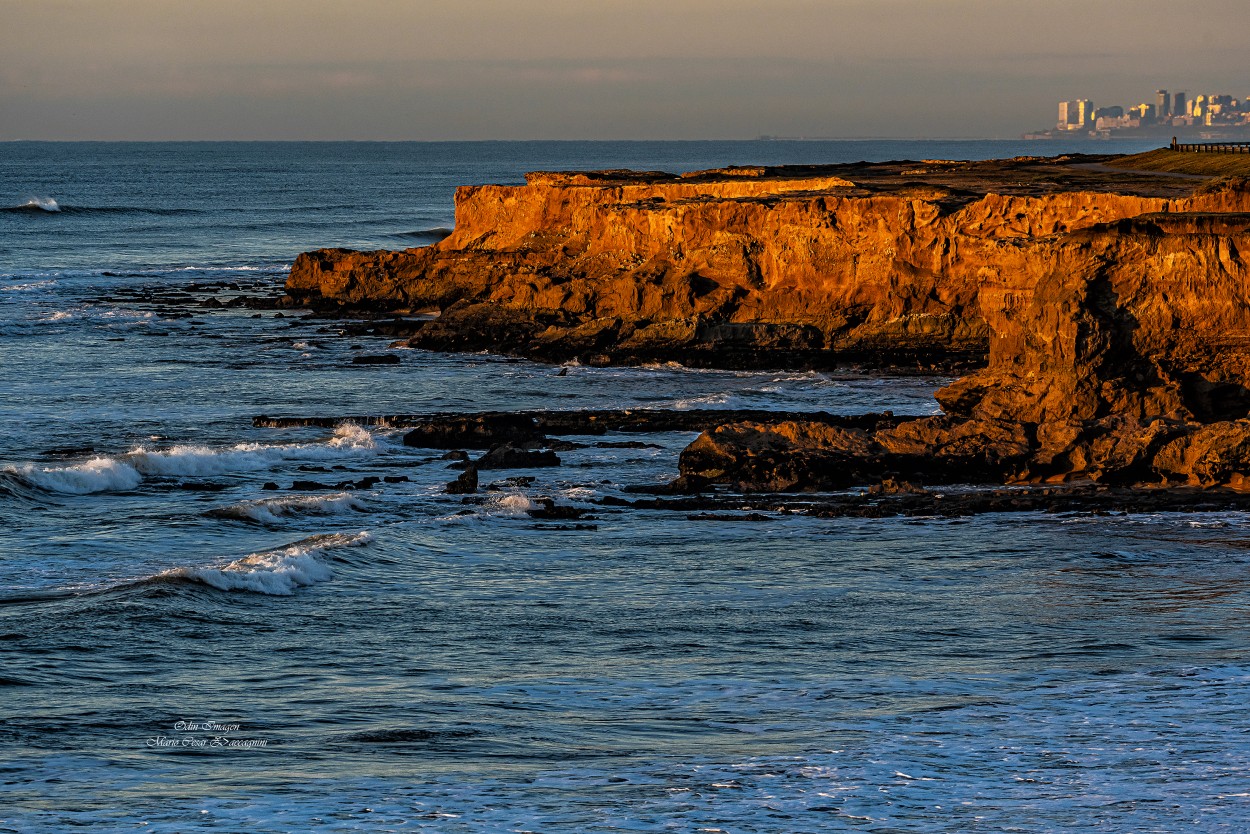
(5, 140, 1249, 833)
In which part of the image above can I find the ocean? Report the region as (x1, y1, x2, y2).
(3, 138, 1248, 832)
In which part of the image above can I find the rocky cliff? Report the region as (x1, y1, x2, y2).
(285, 153, 1250, 491)
(287, 155, 1236, 369)
(674, 176, 1250, 491)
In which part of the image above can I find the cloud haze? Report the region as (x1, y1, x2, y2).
(2, 0, 1247, 140)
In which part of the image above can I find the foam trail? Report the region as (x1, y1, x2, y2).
(161, 531, 372, 595)
(7, 424, 380, 495)
(209, 492, 366, 525)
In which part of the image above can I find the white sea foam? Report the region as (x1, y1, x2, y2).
(17, 196, 60, 212)
(0, 279, 58, 292)
(211, 492, 366, 525)
(672, 393, 731, 409)
(495, 493, 537, 515)
(11, 456, 145, 495)
(162, 531, 372, 595)
(168, 265, 269, 272)
(437, 491, 537, 522)
(7, 424, 380, 495)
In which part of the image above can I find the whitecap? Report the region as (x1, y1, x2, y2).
(11, 196, 60, 212)
(161, 531, 372, 595)
(6, 424, 381, 495)
(210, 492, 366, 525)
(9, 456, 143, 495)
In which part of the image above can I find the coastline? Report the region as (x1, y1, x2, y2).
(267, 149, 1250, 504)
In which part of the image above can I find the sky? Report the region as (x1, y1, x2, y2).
(2, 0, 1247, 141)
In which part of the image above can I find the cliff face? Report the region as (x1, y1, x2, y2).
(672, 179, 1250, 491)
(287, 156, 1250, 490)
(288, 159, 1242, 368)
(938, 206, 1250, 426)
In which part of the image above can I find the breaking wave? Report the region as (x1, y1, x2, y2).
(439, 491, 537, 522)
(2, 198, 198, 215)
(4, 424, 380, 495)
(208, 492, 367, 525)
(159, 531, 373, 595)
(6, 197, 60, 212)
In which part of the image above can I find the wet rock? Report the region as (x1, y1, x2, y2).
(526, 498, 594, 520)
(383, 475, 410, 483)
(404, 414, 543, 449)
(475, 444, 561, 470)
(446, 465, 478, 495)
(678, 421, 884, 491)
(290, 479, 335, 491)
(686, 512, 775, 522)
(595, 440, 663, 449)
(351, 354, 400, 365)
(486, 476, 536, 490)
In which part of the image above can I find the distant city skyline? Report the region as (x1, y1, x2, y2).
(3, 0, 1249, 140)
(1039, 86, 1250, 139)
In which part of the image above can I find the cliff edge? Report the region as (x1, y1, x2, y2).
(287, 154, 1241, 370)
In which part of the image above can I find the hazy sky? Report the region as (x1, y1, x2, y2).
(3, 0, 1247, 140)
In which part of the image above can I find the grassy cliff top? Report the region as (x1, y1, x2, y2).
(1108, 148, 1250, 177)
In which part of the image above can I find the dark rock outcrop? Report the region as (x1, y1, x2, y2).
(475, 444, 560, 470)
(446, 465, 478, 495)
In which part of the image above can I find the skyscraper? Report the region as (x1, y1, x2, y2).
(1077, 99, 1095, 128)
(1156, 90, 1170, 119)
(1173, 91, 1187, 120)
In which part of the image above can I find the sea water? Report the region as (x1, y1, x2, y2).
(4, 139, 1249, 832)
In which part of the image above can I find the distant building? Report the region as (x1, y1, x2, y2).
(1156, 89, 1170, 119)
(1173, 91, 1187, 119)
(1058, 99, 1096, 130)
(1058, 101, 1077, 129)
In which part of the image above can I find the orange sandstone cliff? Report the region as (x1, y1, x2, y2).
(673, 173, 1250, 490)
(287, 156, 1240, 369)
(285, 154, 1250, 489)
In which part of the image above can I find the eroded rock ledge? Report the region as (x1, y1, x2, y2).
(285, 154, 1244, 370)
